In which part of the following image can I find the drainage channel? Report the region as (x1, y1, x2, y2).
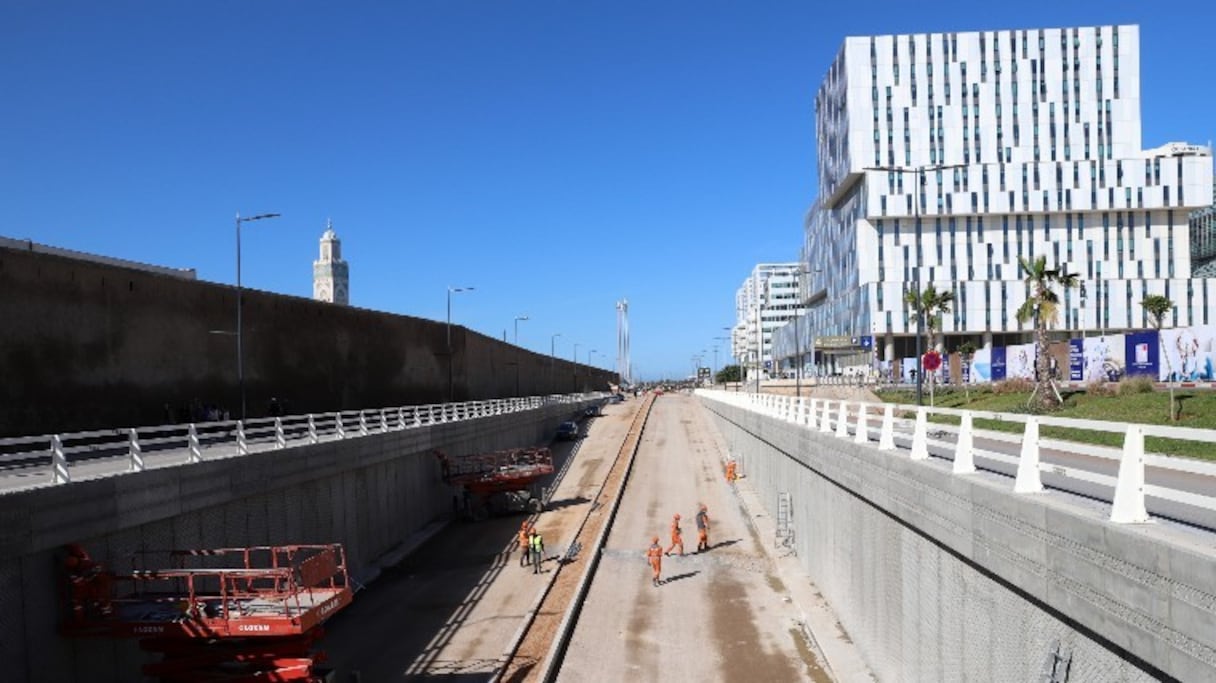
(492, 393, 656, 683)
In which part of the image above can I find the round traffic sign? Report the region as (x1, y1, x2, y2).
(922, 351, 942, 371)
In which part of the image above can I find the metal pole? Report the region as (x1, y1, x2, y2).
(574, 343, 580, 363)
(795, 316, 801, 398)
(915, 167, 924, 406)
(235, 212, 244, 420)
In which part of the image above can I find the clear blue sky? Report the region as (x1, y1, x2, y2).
(4, 1, 1214, 380)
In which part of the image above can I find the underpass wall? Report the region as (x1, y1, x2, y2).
(0, 399, 595, 682)
(700, 395, 1216, 683)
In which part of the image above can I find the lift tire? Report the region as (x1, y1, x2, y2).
(527, 498, 544, 514)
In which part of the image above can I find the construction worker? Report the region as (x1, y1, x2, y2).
(529, 527, 545, 574)
(695, 503, 710, 552)
(725, 459, 738, 482)
(646, 536, 664, 587)
(518, 521, 532, 568)
(666, 513, 684, 557)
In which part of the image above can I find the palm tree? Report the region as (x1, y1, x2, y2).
(955, 340, 978, 403)
(1141, 295, 1176, 420)
(1015, 256, 1079, 410)
(904, 283, 955, 404)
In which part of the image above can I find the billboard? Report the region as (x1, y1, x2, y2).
(1068, 338, 1084, 381)
(990, 347, 1006, 380)
(1082, 335, 1125, 383)
(1007, 343, 1036, 380)
(1159, 325, 1216, 381)
(1124, 331, 1159, 377)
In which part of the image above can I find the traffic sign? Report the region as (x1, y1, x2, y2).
(922, 351, 942, 372)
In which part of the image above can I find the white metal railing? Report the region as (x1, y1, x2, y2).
(697, 389, 1216, 526)
(0, 393, 602, 492)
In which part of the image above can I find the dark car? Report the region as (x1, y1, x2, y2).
(556, 421, 579, 440)
(583, 405, 601, 419)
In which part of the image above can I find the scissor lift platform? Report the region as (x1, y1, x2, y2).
(61, 544, 353, 682)
(436, 447, 555, 519)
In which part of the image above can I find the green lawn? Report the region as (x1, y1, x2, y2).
(873, 385, 1216, 461)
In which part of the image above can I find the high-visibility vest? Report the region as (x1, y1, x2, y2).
(530, 534, 544, 552)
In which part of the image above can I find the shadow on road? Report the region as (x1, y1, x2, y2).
(662, 570, 700, 585)
(706, 538, 741, 552)
(545, 495, 590, 511)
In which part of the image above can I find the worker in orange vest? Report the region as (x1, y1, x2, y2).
(665, 513, 684, 557)
(518, 521, 532, 568)
(725, 459, 737, 482)
(646, 536, 664, 587)
(695, 503, 710, 553)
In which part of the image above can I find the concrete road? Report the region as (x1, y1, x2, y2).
(320, 400, 639, 680)
(557, 393, 834, 682)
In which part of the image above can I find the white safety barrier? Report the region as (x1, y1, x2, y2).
(1, 393, 603, 491)
(695, 389, 1216, 526)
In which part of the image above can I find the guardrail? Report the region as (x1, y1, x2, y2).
(0, 394, 602, 491)
(696, 389, 1216, 526)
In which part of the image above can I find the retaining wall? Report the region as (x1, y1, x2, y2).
(700, 395, 1216, 682)
(0, 244, 614, 437)
(0, 399, 595, 682)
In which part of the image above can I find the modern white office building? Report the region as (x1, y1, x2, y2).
(732, 263, 805, 379)
(780, 24, 1213, 373)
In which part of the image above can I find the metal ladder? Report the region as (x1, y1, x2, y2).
(776, 492, 795, 553)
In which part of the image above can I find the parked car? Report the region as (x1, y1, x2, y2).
(583, 405, 601, 419)
(556, 421, 580, 441)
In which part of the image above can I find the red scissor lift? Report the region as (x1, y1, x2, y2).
(436, 447, 555, 519)
(60, 543, 353, 682)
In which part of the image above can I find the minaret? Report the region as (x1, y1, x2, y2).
(313, 219, 349, 305)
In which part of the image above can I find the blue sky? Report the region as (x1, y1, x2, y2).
(4, 1, 1214, 380)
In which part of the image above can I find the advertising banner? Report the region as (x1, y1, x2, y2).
(1124, 331, 1159, 377)
(1159, 325, 1216, 381)
(1069, 338, 1084, 381)
(1007, 343, 1036, 380)
(990, 347, 1006, 380)
(969, 346, 992, 384)
(1082, 335, 1126, 383)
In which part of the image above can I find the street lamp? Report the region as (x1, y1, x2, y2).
(550, 333, 562, 358)
(573, 343, 581, 363)
(589, 349, 598, 366)
(866, 163, 965, 405)
(235, 211, 280, 420)
(446, 286, 474, 401)
(514, 315, 529, 344)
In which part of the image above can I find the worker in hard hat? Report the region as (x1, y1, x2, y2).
(528, 527, 545, 574)
(665, 513, 684, 557)
(646, 536, 664, 587)
(695, 503, 710, 553)
(518, 521, 532, 568)
(725, 459, 737, 482)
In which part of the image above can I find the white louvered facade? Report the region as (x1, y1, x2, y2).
(798, 25, 1214, 363)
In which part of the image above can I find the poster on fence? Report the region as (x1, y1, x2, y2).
(1007, 343, 1036, 380)
(969, 346, 992, 383)
(990, 347, 1006, 380)
(1069, 338, 1084, 381)
(1082, 335, 1126, 382)
(1124, 331, 1159, 377)
(1159, 325, 1216, 382)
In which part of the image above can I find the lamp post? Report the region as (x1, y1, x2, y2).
(550, 333, 562, 358)
(589, 349, 598, 366)
(514, 315, 529, 344)
(721, 327, 736, 390)
(573, 343, 581, 364)
(866, 163, 965, 405)
(446, 286, 474, 401)
(235, 211, 280, 420)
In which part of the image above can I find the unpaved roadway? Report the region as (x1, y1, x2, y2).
(321, 399, 639, 680)
(557, 393, 832, 682)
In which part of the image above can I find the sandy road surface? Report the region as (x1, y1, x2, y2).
(321, 400, 639, 680)
(557, 393, 832, 682)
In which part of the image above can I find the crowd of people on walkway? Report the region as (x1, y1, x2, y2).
(646, 503, 711, 587)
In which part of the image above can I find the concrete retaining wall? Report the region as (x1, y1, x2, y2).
(701, 396, 1216, 682)
(0, 244, 615, 437)
(0, 399, 594, 682)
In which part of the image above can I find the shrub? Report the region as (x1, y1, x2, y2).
(992, 378, 1034, 394)
(1119, 375, 1156, 395)
(1086, 380, 1118, 397)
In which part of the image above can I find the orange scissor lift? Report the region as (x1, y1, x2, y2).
(436, 447, 555, 519)
(60, 543, 353, 682)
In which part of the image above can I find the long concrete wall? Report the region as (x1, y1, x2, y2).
(0, 243, 615, 437)
(700, 396, 1216, 682)
(0, 399, 595, 682)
